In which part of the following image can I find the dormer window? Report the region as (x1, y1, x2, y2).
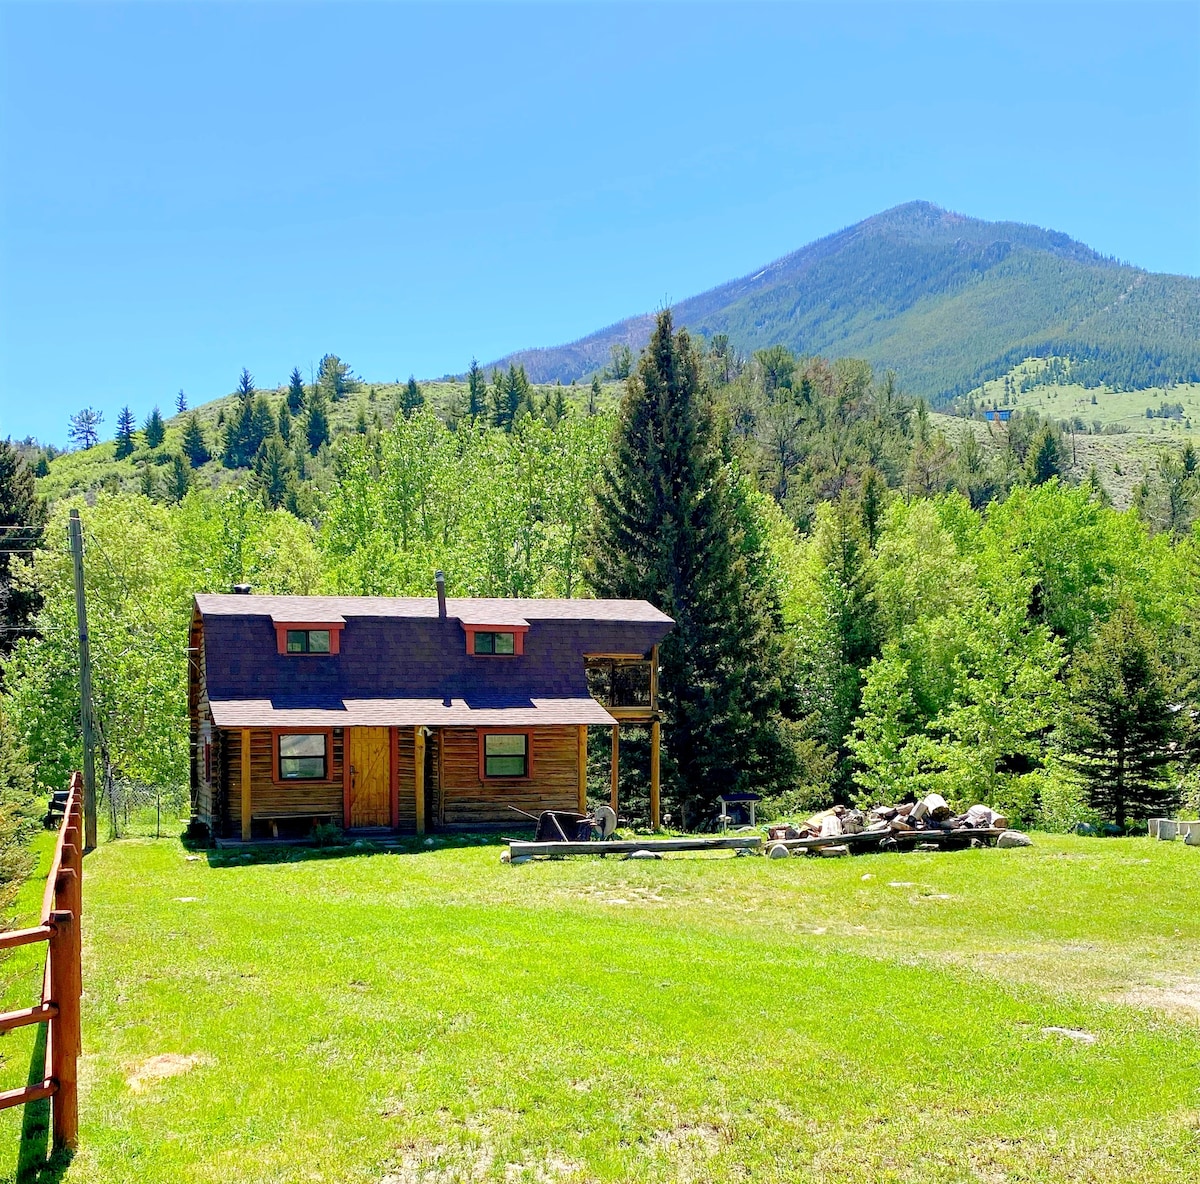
(287, 629, 330, 654)
(473, 631, 515, 655)
(462, 622, 528, 656)
(273, 619, 344, 655)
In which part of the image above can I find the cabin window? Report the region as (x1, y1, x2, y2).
(286, 629, 331, 654)
(481, 732, 529, 778)
(278, 733, 328, 780)
(473, 631, 515, 656)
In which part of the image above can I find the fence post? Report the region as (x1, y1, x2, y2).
(49, 878, 81, 1150)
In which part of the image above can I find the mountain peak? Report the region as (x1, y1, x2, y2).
(483, 204, 1197, 398)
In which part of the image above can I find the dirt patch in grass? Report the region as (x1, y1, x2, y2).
(124, 1052, 205, 1092)
(1121, 979, 1200, 1018)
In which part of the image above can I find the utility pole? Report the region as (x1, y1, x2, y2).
(67, 510, 97, 851)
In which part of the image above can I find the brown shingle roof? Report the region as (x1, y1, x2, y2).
(195, 593, 672, 625)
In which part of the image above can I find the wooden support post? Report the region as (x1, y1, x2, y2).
(240, 729, 252, 841)
(67, 510, 97, 851)
(389, 727, 400, 830)
(49, 898, 80, 1150)
(414, 727, 426, 836)
(577, 726, 587, 813)
(609, 724, 619, 812)
(650, 718, 661, 831)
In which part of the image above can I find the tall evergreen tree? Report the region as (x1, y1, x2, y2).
(399, 376, 425, 419)
(144, 405, 166, 449)
(466, 359, 486, 419)
(180, 412, 210, 467)
(175, 388, 187, 413)
(589, 376, 601, 417)
(277, 400, 293, 445)
(67, 407, 103, 450)
(162, 452, 192, 503)
(114, 406, 137, 459)
(0, 441, 47, 668)
(305, 391, 331, 455)
(1058, 604, 1181, 828)
(287, 367, 307, 415)
(587, 309, 795, 825)
(318, 354, 354, 401)
(251, 436, 295, 509)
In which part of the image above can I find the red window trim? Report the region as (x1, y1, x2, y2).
(270, 727, 336, 785)
(462, 625, 528, 657)
(477, 728, 534, 781)
(274, 622, 344, 655)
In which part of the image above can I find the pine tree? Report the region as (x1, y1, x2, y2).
(138, 463, 156, 499)
(180, 412, 210, 467)
(175, 388, 187, 414)
(277, 400, 292, 445)
(0, 440, 46, 667)
(318, 354, 354, 401)
(162, 452, 192, 503)
(251, 436, 295, 509)
(1058, 605, 1181, 828)
(287, 367, 307, 415)
(399, 376, 425, 419)
(144, 405, 166, 449)
(354, 402, 369, 434)
(467, 359, 486, 419)
(237, 368, 255, 399)
(305, 391, 331, 455)
(589, 376, 601, 417)
(1026, 424, 1066, 485)
(114, 406, 137, 459)
(249, 395, 276, 451)
(587, 309, 795, 825)
(67, 407, 103, 450)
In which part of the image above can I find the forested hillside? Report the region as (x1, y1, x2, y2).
(3, 328, 1199, 845)
(486, 202, 1200, 401)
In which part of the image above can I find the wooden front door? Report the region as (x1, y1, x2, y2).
(348, 727, 390, 828)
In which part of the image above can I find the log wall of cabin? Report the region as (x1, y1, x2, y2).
(439, 725, 579, 828)
(222, 727, 346, 836)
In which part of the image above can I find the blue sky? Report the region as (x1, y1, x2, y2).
(1, 1, 1197, 445)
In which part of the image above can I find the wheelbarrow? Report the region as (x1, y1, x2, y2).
(508, 805, 618, 842)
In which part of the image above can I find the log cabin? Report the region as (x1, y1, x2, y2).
(187, 582, 673, 842)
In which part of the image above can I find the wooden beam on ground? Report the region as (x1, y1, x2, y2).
(577, 725, 587, 813)
(508, 836, 761, 857)
(240, 729, 252, 842)
(609, 724, 619, 812)
(414, 727, 426, 836)
(650, 718, 661, 831)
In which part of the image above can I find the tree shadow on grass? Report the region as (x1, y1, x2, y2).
(14, 1023, 72, 1184)
(201, 830, 521, 868)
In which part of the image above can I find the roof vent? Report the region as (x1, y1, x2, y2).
(435, 571, 447, 619)
(231, 584, 252, 595)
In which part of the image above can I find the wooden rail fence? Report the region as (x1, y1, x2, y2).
(0, 773, 83, 1150)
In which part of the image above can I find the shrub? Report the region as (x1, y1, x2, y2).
(310, 821, 344, 847)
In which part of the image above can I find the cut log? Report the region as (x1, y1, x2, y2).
(819, 815, 844, 838)
(922, 793, 952, 821)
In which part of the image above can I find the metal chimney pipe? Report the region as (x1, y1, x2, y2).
(435, 571, 446, 619)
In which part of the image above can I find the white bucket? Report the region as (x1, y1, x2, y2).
(1157, 820, 1178, 841)
(1179, 820, 1200, 846)
(1148, 818, 1166, 838)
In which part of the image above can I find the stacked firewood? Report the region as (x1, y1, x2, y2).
(766, 795, 1013, 855)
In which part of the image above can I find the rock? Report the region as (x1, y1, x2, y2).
(861, 873, 874, 881)
(423, 837, 436, 846)
(509, 855, 532, 865)
(1042, 1026, 1096, 1044)
(997, 830, 1033, 848)
(817, 844, 849, 857)
(499, 849, 512, 863)
(766, 842, 791, 860)
(625, 849, 662, 860)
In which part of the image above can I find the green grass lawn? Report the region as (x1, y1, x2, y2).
(2, 832, 1199, 1183)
